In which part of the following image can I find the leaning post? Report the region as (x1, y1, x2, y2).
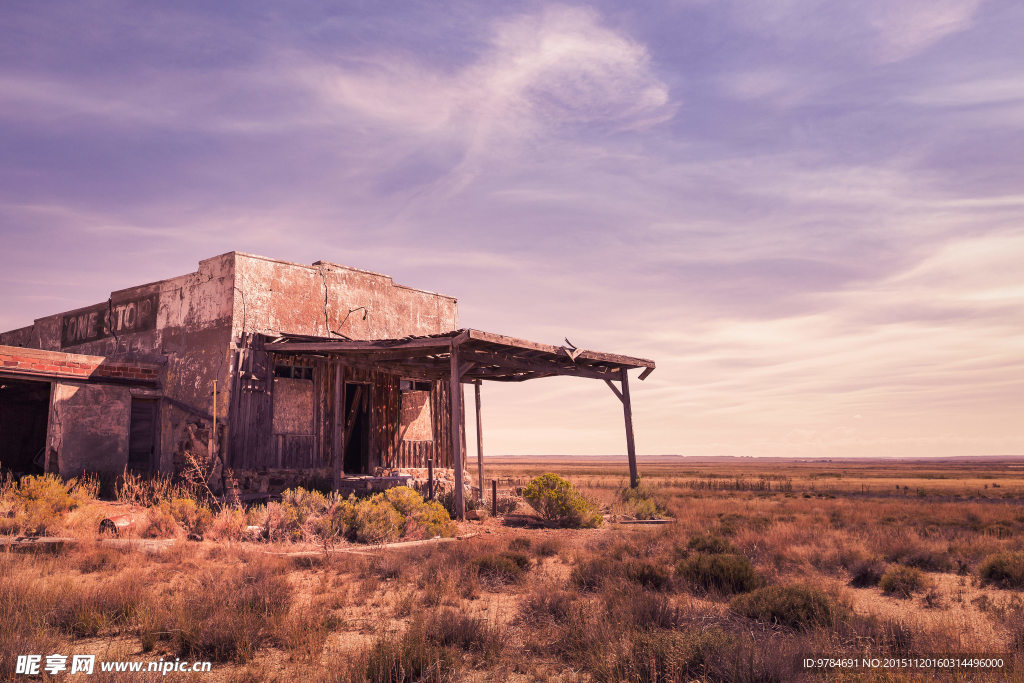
(621, 368, 639, 488)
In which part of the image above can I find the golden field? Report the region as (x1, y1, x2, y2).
(3, 456, 1024, 681)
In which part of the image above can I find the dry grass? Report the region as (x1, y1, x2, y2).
(3, 457, 1024, 679)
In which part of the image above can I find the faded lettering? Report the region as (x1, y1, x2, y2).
(61, 293, 159, 348)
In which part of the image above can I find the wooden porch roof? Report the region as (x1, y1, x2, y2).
(263, 328, 655, 383)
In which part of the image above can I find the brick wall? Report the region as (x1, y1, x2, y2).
(0, 345, 162, 384)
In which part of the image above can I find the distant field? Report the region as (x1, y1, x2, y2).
(4, 457, 1024, 681)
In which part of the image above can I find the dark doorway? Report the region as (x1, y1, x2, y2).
(128, 398, 158, 472)
(0, 378, 50, 475)
(343, 383, 370, 474)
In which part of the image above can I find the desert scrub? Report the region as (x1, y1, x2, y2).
(569, 557, 620, 592)
(597, 627, 737, 682)
(686, 533, 736, 555)
(623, 559, 673, 591)
(160, 560, 293, 662)
(617, 482, 669, 520)
(360, 615, 459, 682)
(3, 473, 96, 535)
(879, 564, 927, 598)
(978, 551, 1024, 589)
(731, 585, 849, 630)
(523, 473, 602, 528)
(675, 553, 760, 595)
(473, 551, 531, 586)
(164, 497, 214, 536)
(848, 557, 886, 588)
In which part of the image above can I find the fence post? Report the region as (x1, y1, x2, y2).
(491, 479, 497, 518)
(427, 458, 434, 501)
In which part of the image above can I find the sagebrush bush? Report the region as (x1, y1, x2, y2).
(333, 487, 456, 544)
(978, 551, 1024, 589)
(676, 553, 760, 595)
(208, 507, 248, 541)
(523, 473, 602, 528)
(848, 557, 886, 588)
(520, 588, 576, 625)
(731, 585, 849, 630)
(165, 497, 214, 536)
(617, 482, 669, 520)
(624, 560, 672, 591)
(686, 533, 736, 555)
(4, 474, 95, 535)
(570, 557, 619, 592)
(879, 564, 927, 598)
(473, 551, 531, 585)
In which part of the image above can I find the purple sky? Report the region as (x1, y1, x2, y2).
(2, 1, 1022, 458)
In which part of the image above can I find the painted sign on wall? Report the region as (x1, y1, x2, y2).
(60, 294, 159, 348)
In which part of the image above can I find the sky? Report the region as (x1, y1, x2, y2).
(1, 0, 1022, 458)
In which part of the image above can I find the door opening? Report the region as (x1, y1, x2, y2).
(128, 398, 158, 472)
(0, 378, 50, 475)
(343, 383, 370, 475)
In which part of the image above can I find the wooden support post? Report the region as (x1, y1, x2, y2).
(332, 362, 343, 491)
(491, 479, 497, 518)
(621, 368, 639, 488)
(427, 458, 434, 501)
(474, 381, 484, 504)
(449, 345, 465, 520)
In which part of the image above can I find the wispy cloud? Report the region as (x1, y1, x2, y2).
(0, 1, 1021, 457)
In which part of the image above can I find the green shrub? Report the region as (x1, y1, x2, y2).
(248, 502, 303, 542)
(979, 552, 1024, 589)
(6, 474, 95, 535)
(472, 552, 531, 585)
(731, 585, 848, 630)
(143, 503, 183, 538)
(280, 487, 330, 523)
(165, 497, 214, 536)
(345, 487, 456, 544)
(523, 473, 602, 528)
(617, 482, 669, 520)
(350, 496, 404, 544)
(686, 533, 736, 555)
(879, 564, 926, 598)
(676, 553, 760, 595)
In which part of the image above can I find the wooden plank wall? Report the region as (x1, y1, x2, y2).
(230, 343, 454, 473)
(228, 333, 274, 469)
(430, 379, 452, 468)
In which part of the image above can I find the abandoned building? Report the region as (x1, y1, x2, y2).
(0, 252, 655, 518)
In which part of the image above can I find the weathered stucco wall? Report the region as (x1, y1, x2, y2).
(50, 382, 131, 476)
(1, 254, 236, 475)
(232, 253, 458, 341)
(0, 251, 461, 479)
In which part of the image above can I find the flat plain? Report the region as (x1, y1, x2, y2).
(4, 456, 1024, 681)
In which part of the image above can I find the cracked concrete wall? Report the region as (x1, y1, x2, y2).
(1, 251, 461, 478)
(231, 253, 458, 341)
(49, 382, 131, 476)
